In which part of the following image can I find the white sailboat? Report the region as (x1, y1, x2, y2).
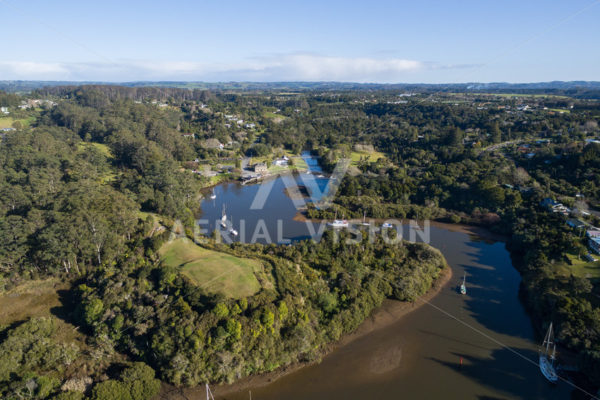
(539, 322, 558, 383)
(220, 204, 227, 228)
(360, 210, 370, 226)
(327, 211, 348, 228)
(460, 274, 467, 295)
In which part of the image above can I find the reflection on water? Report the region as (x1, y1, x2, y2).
(199, 175, 330, 243)
(194, 155, 573, 399)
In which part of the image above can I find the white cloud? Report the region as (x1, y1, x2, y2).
(0, 54, 460, 82)
(0, 61, 69, 78)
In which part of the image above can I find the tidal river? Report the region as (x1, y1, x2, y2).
(190, 155, 574, 400)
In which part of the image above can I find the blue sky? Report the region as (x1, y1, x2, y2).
(1, 0, 599, 82)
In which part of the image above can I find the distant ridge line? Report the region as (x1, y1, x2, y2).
(2, 80, 600, 94)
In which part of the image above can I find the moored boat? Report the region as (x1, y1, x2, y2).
(328, 219, 349, 228)
(460, 274, 467, 295)
(360, 210, 370, 226)
(539, 322, 558, 383)
(327, 211, 349, 228)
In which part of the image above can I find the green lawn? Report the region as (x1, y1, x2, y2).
(289, 155, 308, 171)
(350, 150, 386, 165)
(555, 253, 600, 279)
(268, 164, 290, 174)
(0, 117, 14, 128)
(546, 108, 571, 114)
(0, 116, 36, 129)
(159, 238, 265, 298)
(263, 111, 287, 121)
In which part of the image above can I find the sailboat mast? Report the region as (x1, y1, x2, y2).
(205, 383, 215, 400)
(545, 323, 553, 353)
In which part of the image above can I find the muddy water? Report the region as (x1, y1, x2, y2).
(195, 159, 574, 399)
(212, 224, 572, 400)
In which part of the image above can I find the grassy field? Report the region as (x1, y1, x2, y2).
(546, 108, 571, 114)
(258, 154, 309, 174)
(350, 150, 386, 165)
(289, 155, 308, 171)
(555, 253, 600, 279)
(0, 278, 126, 379)
(207, 173, 231, 185)
(0, 115, 36, 129)
(263, 111, 287, 122)
(268, 164, 290, 174)
(159, 238, 266, 298)
(0, 278, 88, 352)
(0, 279, 63, 324)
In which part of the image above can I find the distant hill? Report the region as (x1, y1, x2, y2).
(2, 80, 600, 98)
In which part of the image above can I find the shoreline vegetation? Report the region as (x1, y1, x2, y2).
(74, 223, 449, 390)
(163, 264, 453, 400)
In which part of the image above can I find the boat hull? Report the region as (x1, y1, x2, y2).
(328, 220, 349, 228)
(539, 354, 558, 383)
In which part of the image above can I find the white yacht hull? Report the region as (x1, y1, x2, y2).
(539, 354, 558, 383)
(328, 220, 349, 228)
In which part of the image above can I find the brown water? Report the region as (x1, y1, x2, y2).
(211, 224, 573, 400)
(195, 163, 575, 400)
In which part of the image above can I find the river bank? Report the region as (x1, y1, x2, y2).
(159, 265, 452, 400)
(187, 167, 575, 399)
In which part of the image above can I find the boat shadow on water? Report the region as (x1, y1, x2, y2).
(458, 262, 535, 340)
(452, 237, 537, 340)
(427, 348, 571, 400)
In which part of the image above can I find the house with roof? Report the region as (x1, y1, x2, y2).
(541, 198, 570, 215)
(587, 230, 600, 239)
(273, 156, 289, 167)
(541, 198, 559, 209)
(567, 219, 586, 229)
(589, 237, 600, 255)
